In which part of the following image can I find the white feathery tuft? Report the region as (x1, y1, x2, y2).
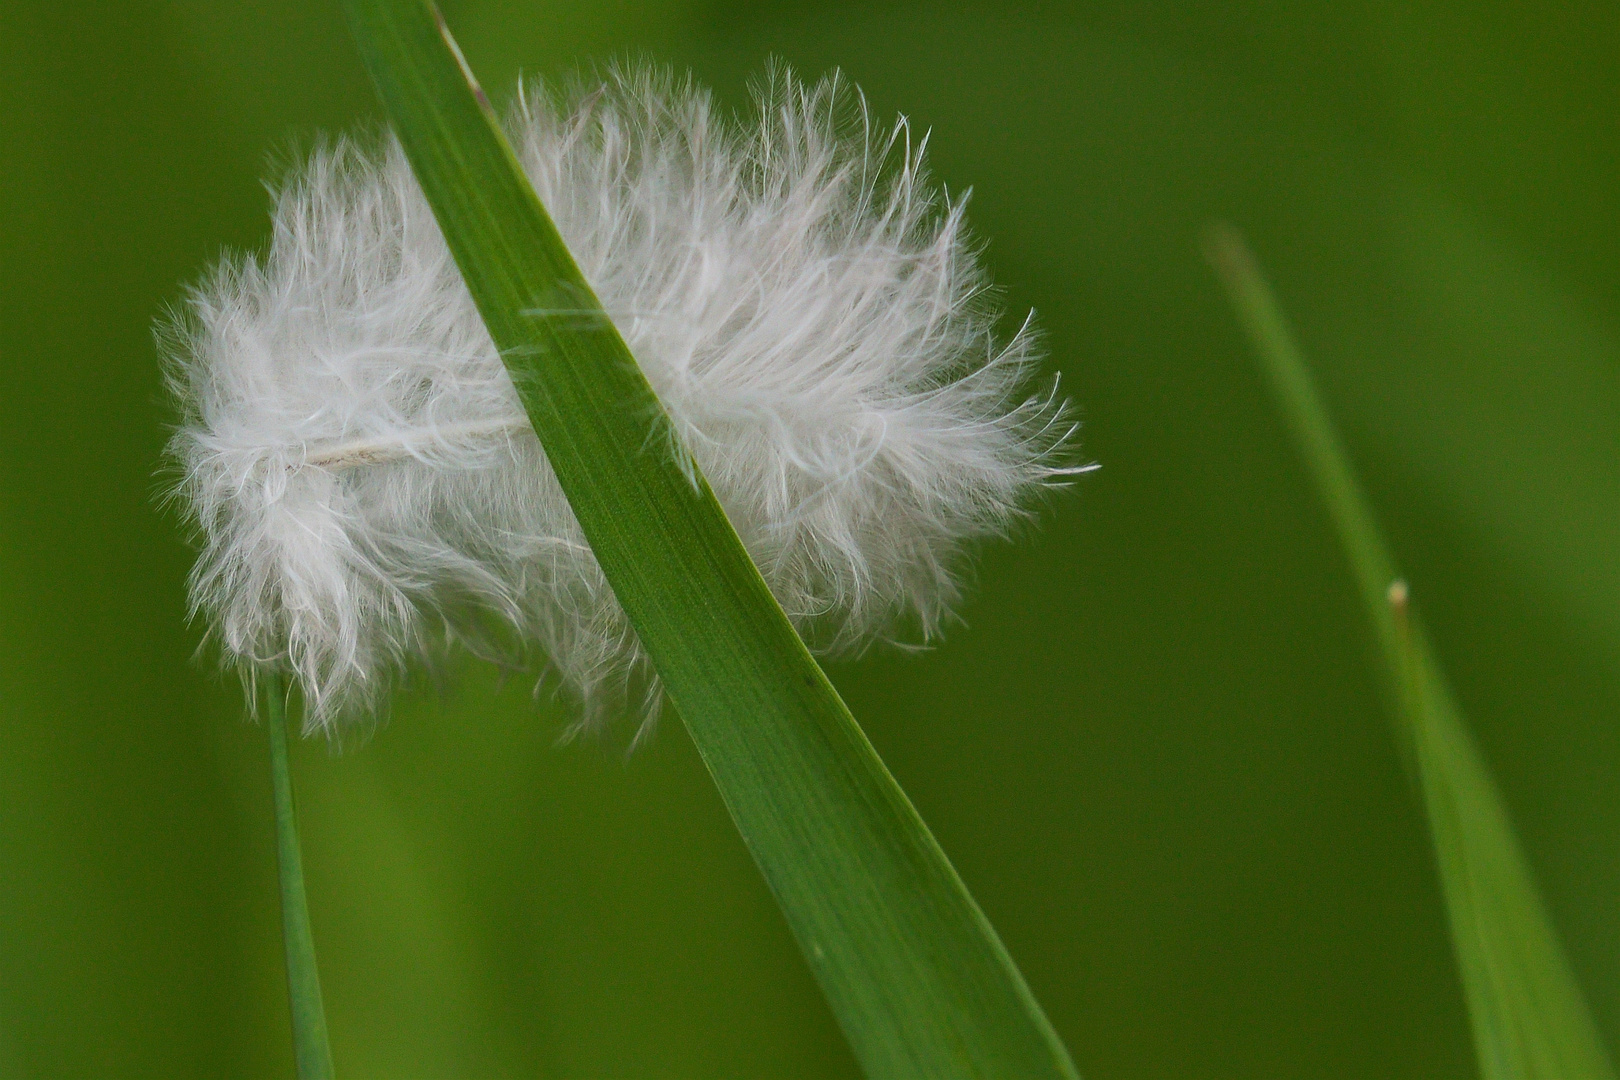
(163, 65, 1087, 735)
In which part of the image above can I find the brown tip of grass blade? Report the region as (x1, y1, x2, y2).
(428, 1, 493, 115)
(1202, 220, 1259, 290)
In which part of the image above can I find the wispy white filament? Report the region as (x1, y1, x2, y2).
(164, 65, 1085, 734)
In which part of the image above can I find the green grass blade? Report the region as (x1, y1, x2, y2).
(266, 671, 336, 1080)
(1206, 223, 1614, 1080)
(338, 2, 1078, 1075)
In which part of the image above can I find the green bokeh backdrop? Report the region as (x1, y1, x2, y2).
(3, 1, 1617, 1076)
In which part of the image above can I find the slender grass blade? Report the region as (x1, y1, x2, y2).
(267, 671, 336, 1080)
(338, 1, 1078, 1074)
(1207, 222, 1614, 1080)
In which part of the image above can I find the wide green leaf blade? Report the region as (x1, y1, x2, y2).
(1207, 223, 1615, 1080)
(339, 1, 1078, 1075)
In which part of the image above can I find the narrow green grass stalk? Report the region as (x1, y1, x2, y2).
(1206, 222, 1614, 1080)
(266, 671, 336, 1080)
(338, 2, 1077, 1075)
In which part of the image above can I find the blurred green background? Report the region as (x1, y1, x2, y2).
(3, 0, 1618, 1076)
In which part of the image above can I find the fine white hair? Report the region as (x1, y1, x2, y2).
(163, 65, 1085, 734)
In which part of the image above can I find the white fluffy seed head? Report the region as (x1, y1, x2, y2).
(162, 65, 1085, 735)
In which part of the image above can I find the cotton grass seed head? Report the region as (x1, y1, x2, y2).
(163, 65, 1086, 734)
